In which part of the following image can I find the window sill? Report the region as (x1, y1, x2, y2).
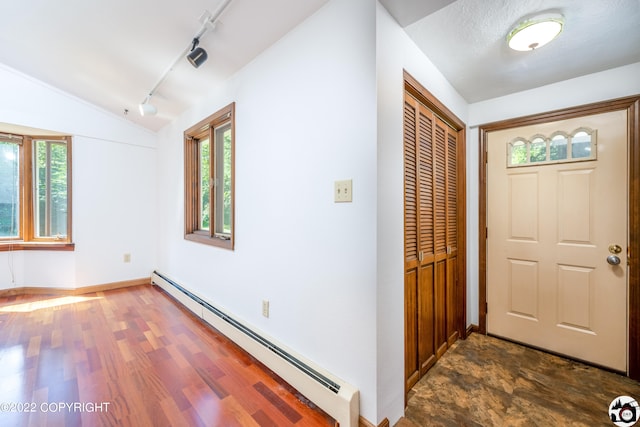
(0, 242, 75, 252)
(185, 233, 233, 250)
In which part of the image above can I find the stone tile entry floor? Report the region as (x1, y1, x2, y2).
(399, 333, 640, 426)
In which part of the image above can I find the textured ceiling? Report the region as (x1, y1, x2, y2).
(396, 0, 640, 102)
(377, 0, 456, 27)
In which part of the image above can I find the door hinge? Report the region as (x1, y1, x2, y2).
(418, 251, 424, 262)
(485, 302, 488, 314)
(486, 227, 488, 239)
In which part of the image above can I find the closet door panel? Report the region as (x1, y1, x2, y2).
(418, 263, 436, 374)
(434, 259, 448, 359)
(434, 122, 447, 256)
(404, 90, 462, 391)
(403, 97, 420, 392)
(404, 268, 419, 391)
(446, 256, 459, 346)
(418, 107, 434, 259)
(404, 100, 419, 265)
(447, 131, 458, 255)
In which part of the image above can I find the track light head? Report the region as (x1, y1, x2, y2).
(187, 47, 208, 68)
(138, 97, 157, 116)
(139, 3, 234, 118)
(187, 38, 208, 68)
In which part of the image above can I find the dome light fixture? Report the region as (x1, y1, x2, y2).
(507, 13, 564, 51)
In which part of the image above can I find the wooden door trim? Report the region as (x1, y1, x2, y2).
(404, 70, 468, 339)
(478, 95, 640, 380)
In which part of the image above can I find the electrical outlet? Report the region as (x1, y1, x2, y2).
(334, 179, 352, 203)
(123, 253, 131, 263)
(262, 300, 269, 318)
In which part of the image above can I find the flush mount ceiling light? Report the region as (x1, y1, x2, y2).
(187, 38, 208, 68)
(507, 13, 564, 51)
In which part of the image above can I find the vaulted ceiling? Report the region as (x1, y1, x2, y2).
(1, 0, 639, 132)
(0, 0, 329, 131)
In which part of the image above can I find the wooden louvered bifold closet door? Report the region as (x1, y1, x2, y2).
(404, 92, 460, 393)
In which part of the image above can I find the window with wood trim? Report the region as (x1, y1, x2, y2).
(0, 133, 73, 251)
(184, 102, 235, 249)
(507, 127, 597, 167)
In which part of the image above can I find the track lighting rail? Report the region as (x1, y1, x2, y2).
(138, 0, 233, 116)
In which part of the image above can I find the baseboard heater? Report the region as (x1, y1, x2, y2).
(151, 271, 359, 427)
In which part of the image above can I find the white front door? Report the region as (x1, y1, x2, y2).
(487, 110, 628, 371)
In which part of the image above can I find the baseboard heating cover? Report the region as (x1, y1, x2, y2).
(151, 271, 359, 427)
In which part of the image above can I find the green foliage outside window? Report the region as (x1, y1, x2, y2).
(0, 142, 19, 238)
(200, 139, 211, 230)
(35, 141, 68, 237)
(222, 129, 232, 234)
(508, 129, 595, 168)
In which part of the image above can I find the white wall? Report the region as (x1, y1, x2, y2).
(72, 136, 156, 287)
(156, 0, 380, 421)
(464, 61, 640, 327)
(469, 62, 640, 127)
(376, 3, 469, 424)
(0, 64, 157, 289)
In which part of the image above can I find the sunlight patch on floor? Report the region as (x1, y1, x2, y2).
(0, 295, 101, 313)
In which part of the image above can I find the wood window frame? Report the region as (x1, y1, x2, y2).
(184, 102, 235, 250)
(478, 95, 640, 380)
(0, 134, 73, 252)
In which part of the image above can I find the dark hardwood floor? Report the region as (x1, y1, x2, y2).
(399, 333, 640, 426)
(0, 284, 335, 427)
